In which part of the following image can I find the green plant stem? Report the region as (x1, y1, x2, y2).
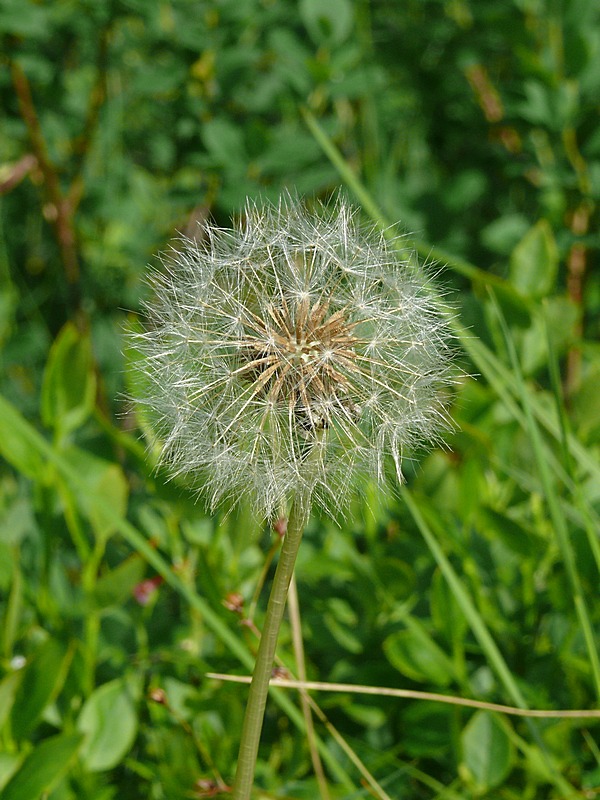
(232, 496, 310, 800)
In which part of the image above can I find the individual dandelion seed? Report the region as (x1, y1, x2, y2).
(132, 194, 455, 520)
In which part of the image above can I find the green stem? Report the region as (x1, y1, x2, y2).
(232, 496, 310, 799)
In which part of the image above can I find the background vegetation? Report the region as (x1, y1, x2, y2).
(1, 0, 599, 797)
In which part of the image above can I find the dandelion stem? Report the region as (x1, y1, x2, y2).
(232, 495, 311, 799)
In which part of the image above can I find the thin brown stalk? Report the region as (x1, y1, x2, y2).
(11, 61, 80, 286)
(0, 153, 37, 194)
(206, 674, 600, 720)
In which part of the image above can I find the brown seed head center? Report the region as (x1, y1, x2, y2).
(240, 297, 360, 428)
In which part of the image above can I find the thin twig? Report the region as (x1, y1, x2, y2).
(11, 60, 80, 286)
(0, 153, 37, 194)
(206, 674, 600, 720)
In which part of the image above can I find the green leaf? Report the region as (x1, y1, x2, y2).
(92, 555, 146, 609)
(0, 1, 53, 37)
(63, 447, 128, 542)
(0, 399, 47, 480)
(461, 711, 514, 790)
(323, 610, 363, 654)
(430, 568, 468, 642)
(480, 213, 530, 256)
(0, 672, 22, 731)
(0, 733, 83, 800)
(1, 556, 22, 658)
(10, 638, 73, 741)
(574, 360, 600, 441)
(509, 220, 558, 298)
(342, 702, 386, 729)
(201, 118, 247, 169)
(519, 80, 555, 127)
(480, 507, 536, 557)
(300, 0, 354, 44)
(0, 754, 22, 794)
(78, 679, 139, 772)
(383, 622, 455, 686)
(40, 322, 96, 438)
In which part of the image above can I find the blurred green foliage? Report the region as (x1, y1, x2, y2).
(1, 0, 599, 798)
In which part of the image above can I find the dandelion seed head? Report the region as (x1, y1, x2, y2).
(132, 194, 455, 519)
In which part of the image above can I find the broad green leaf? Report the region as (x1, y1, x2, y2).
(300, 0, 354, 44)
(542, 297, 580, 354)
(509, 220, 558, 298)
(444, 169, 487, 212)
(461, 711, 514, 790)
(574, 361, 600, 441)
(10, 638, 73, 741)
(161, 677, 198, 721)
(519, 80, 555, 127)
(343, 703, 386, 729)
(1, 555, 22, 657)
(92, 555, 146, 609)
(480, 507, 536, 557)
(480, 213, 529, 256)
(383, 622, 455, 686)
(323, 611, 363, 654)
(0, 398, 46, 480)
(0, 672, 22, 730)
(0, 754, 22, 794)
(78, 679, 138, 772)
(430, 568, 468, 642)
(0, 732, 83, 800)
(201, 118, 247, 169)
(62, 447, 128, 542)
(0, 1, 52, 37)
(519, 298, 579, 375)
(40, 322, 96, 438)
(0, 498, 34, 547)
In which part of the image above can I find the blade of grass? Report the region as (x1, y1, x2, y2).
(401, 488, 578, 798)
(489, 292, 600, 699)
